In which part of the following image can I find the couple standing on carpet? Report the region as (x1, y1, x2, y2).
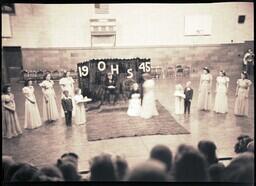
(127, 73, 159, 119)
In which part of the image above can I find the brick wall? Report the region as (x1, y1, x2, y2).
(21, 42, 249, 75)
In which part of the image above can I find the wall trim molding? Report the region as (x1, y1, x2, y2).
(17, 42, 252, 51)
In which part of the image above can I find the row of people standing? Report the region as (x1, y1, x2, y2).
(2, 71, 87, 139)
(174, 67, 252, 116)
(39, 71, 87, 125)
(183, 67, 251, 116)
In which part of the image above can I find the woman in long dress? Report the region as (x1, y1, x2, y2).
(59, 71, 75, 117)
(198, 67, 213, 111)
(140, 73, 159, 119)
(213, 71, 229, 114)
(2, 85, 23, 139)
(127, 83, 141, 116)
(23, 79, 42, 129)
(39, 73, 59, 122)
(174, 84, 185, 115)
(234, 71, 252, 116)
(73, 88, 86, 125)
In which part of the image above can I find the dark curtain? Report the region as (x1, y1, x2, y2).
(77, 58, 151, 102)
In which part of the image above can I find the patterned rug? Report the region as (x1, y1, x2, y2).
(86, 101, 190, 141)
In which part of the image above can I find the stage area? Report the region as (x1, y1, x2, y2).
(2, 74, 254, 171)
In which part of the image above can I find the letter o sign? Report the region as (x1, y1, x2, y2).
(98, 61, 106, 71)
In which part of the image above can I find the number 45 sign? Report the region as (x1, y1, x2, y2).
(138, 61, 151, 73)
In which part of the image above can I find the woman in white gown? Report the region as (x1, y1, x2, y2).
(59, 71, 75, 117)
(198, 67, 213, 111)
(127, 83, 141, 116)
(39, 73, 59, 122)
(234, 71, 252, 116)
(140, 73, 159, 119)
(213, 70, 229, 114)
(174, 84, 185, 115)
(73, 88, 87, 125)
(23, 79, 42, 129)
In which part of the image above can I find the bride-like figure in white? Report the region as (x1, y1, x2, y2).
(127, 83, 141, 116)
(140, 73, 159, 119)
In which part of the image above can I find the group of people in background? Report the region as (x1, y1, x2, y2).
(2, 71, 88, 139)
(173, 67, 252, 117)
(2, 64, 253, 139)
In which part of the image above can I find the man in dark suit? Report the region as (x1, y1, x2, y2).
(184, 81, 193, 115)
(104, 72, 118, 105)
(61, 90, 73, 126)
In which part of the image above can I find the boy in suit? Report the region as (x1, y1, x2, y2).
(61, 90, 73, 127)
(184, 81, 193, 115)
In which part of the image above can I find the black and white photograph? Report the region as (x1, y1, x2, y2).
(1, 2, 254, 184)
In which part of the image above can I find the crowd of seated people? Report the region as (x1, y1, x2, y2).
(2, 137, 254, 183)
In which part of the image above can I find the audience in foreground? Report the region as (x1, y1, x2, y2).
(2, 137, 254, 183)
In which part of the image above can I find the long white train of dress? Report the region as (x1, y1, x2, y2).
(140, 79, 159, 119)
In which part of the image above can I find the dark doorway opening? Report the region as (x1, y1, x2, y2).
(2, 46, 23, 83)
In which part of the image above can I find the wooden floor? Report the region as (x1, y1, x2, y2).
(2, 73, 254, 171)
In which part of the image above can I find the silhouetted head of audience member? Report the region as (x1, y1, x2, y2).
(222, 152, 254, 183)
(234, 135, 253, 153)
(208, 162, 225, 182)
(31, 171, 63, 182)
(5, 163, 28, 181)
(174, 144, 195, 163)
(57, 160, 81, 181)
(247, 141, 254, 153)
(114, 155, 129, 181)
(39, 165, 63, 181)
(150, 144, 173, 172)
(125, 159, 167, 182)
(59, 152, 79, 170)
(89, 153, 117, 181)
(174, 148, 209, 182)
(10, 163, 38, 182)
(2, 156, 15, 181)
(198, 140, 218, 166)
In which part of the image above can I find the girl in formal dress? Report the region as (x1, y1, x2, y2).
(73, 88, 87, 125)
(59, 71, 75, 117)
(39, 73, 59, 123)
(23, 79, 42, 129)
(2, 85, 23, 139)
(127, 83, 141, 116)
(198, 67, 213, 111)
(234, 72, 252, 117)
(213, 70, 229, 114)
(59, 71, 75, 97)
(140, 73, 159, 119)
(174, 84, 185, 115)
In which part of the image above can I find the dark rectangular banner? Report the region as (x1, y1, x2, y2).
(77, 58, 151, 102)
